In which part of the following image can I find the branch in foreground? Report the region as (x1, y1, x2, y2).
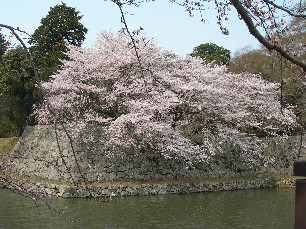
(0, 24, 104, 200)
(262, 0, 306, 18)
(229, 0, 306, 71)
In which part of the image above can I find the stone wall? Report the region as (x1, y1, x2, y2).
(10, 125, 306, 184)
(38, 176, 277, 198)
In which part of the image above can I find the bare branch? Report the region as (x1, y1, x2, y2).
(262, 0, 306, 18)
(116, 2, 145, 74)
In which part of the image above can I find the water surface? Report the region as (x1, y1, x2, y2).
(0, 187, 295, 229)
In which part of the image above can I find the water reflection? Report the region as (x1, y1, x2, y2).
(0, 187, 294, 229)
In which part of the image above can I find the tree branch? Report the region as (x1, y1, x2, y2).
(229, 0, 306, 71)
(262, 0, 306, 18)
(0, 24, 46, 99)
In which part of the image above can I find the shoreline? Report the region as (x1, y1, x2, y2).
(28, 173, 299, 198)
(1, 135, 302, 198)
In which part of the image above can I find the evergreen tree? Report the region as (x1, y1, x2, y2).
(29, 3, 88, 78)
(0, 46, 39, 136)
(0, 29, 9, 64)
(190, 43, 231, 66)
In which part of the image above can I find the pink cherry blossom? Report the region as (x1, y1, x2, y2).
(33, 30, 296, 165)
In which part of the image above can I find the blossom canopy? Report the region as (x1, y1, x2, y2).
(34, 30, 296, 166)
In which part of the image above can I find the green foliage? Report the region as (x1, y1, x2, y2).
(29, 3, 88, 78)
(0, 46, 40, 137)
(0, 95, 26, 138)
(0, 3, 88, 137)
(190, 43, 231, 65)
(0, 29, 9, 63)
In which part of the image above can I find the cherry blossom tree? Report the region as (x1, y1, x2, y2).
(33, 30, 296, 169)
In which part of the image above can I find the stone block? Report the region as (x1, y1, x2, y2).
(108, 172, 117, 180)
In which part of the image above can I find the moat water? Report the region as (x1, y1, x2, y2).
(0, 187, 295, 229)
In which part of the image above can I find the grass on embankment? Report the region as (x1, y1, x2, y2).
(0, 137, 19, 161)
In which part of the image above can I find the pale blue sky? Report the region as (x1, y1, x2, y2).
(0, 0, 261, 57)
